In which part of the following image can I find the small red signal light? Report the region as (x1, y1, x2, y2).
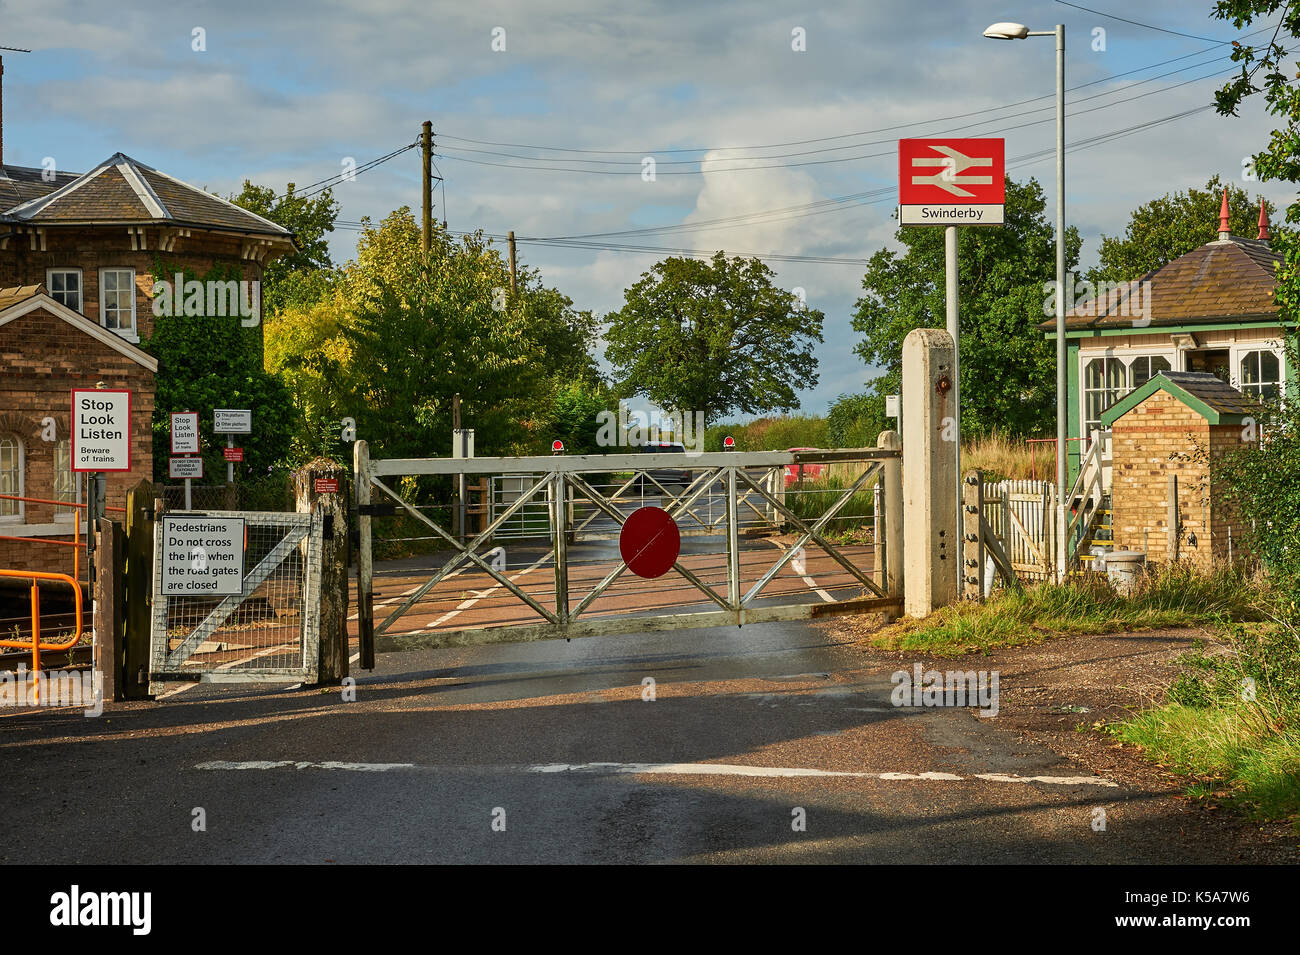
(723, 436, 735, 449)
(552, 440, 565, 453)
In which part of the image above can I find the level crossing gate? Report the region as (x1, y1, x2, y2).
(353, 443, 902, 654)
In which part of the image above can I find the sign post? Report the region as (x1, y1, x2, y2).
(170, 411, 200, 510)
(899, 138, 1005, 579)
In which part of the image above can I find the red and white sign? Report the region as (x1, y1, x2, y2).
(223, 447, 244, 462)
(552, 440, 565, 453)
(898, 138, 1005, 226)
(71, 389, 132, 472)
(170, 411, 200, 454)
(169, 456, 204, 480)
(314, 478, 339, 494)
(722, 435, 735, 449)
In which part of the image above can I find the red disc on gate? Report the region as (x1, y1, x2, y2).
(620, 506, 680, 579)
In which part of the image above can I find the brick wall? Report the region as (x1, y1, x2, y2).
(0, 228, 265, 341)
(1110, 389, 1254, 571)
(0, 303, 153, 575)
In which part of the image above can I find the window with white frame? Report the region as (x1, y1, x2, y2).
(0, 435, 23, 520)
(46, 268, 82, 311)
(99, 268, 136, 337)
(53, 438, 78, 518)
(1239, 349, 1283, 401)
(1082, 353, 1173, 433)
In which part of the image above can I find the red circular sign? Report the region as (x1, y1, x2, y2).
(619, 506, 681, 579)
(723, 435, 735, 448)
(552, 439, 564, 452)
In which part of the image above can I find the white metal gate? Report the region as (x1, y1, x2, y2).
(148, 510, 323, 693)
(354, 445, 901, 654)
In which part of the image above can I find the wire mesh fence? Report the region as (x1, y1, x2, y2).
(149, 510, 321, 690)
(159, 470, 295, 513)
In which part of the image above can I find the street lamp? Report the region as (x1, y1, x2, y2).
(986, 21, 1067, 581)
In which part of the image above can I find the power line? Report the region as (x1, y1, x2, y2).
(1053, 1, 1240, 43)
(434, 22, 1278, 160)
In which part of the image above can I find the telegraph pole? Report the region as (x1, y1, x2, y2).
(507, 231, 518, 296)
(421, 120, 433, 254)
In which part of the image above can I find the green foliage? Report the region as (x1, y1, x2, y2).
(142, 258, 295, 481)
(266, 208, 600, 467)
(827, 391, 887, 448)
(1087, 175, 1279, 283)
(536, 379, 614, 456)
(852, 177, 1080, 439)
(703, 414, 828, 451)
(604, 252, 823, 423)
(229, 181, 341, 315)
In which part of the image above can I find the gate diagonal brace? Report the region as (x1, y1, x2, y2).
(566, 470, 731, 618)
(163, 516, 313, 668)
(736, 464, 887, 601)
(370, 474, 558, 634)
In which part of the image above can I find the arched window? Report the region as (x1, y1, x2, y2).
(0, 435, 24, 520)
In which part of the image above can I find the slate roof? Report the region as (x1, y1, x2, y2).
(0, 153, 293, 240)
(1042, 235, 1286, 333)
(1100, 370, 1261, 426)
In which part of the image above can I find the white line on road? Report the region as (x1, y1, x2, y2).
(194, 759, 1117, 787)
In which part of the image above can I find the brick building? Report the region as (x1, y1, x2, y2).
(1, 151, 294, 575)
(1101, 371, 1258, 571)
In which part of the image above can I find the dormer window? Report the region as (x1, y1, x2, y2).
(99, 268, 137, 340)
(47, 269, 83, 312)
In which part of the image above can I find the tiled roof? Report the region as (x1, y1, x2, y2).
(1100, 370, 1260, 426)
(0, 284, 43, 310)
(0, 164, 81, 212)
(0, 153, 292, 239)
(1042, 235, 1285, 333)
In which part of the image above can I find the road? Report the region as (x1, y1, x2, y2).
(0, 606, 1234, 864)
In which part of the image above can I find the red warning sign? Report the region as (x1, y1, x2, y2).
(619, 506, 681, 579)
(314, 478, 339, 494)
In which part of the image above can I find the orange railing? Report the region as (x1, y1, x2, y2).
(0, 492, 127, 584)
(0, 568, 85, 702)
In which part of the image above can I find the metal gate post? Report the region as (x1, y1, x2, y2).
(552, 471, 569, 625)
(354, 440, 375, 669)
(726, 466, 740, 615)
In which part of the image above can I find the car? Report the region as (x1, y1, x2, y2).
(634, 441, 692, 496)
(784, 447, 828, 487)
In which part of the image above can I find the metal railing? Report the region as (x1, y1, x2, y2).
(0, 491, 126, 583)
(0, 568, 85, 701)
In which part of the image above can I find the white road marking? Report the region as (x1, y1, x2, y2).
(423, 549, 553, 629)
(194, 759, 1118, 787)
(349, 583, 422, 621)
(764, 539, 836, 602)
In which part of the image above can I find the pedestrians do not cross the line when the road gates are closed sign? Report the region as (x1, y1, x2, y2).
(162, 515, 245, 596)
(898, 138, 1005, 226)
(70, 388, 131, 472)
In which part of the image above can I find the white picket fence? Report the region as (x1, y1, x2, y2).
(981, 479, 1057, 583)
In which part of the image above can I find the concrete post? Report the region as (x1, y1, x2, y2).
(902, 328, 958, 617)
(877, 429, 902, 601)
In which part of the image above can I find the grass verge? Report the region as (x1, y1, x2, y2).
(1109, 617, 1300, 827)
(865, 564, 1269, 657)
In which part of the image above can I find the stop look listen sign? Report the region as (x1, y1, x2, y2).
(71, 389, 131, 472)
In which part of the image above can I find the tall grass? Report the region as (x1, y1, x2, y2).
(963, 431, 1045, 482)
(784, 475, 876, 539)
(867, 564, 1270, 656)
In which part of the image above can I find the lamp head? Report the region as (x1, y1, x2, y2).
(984, 22, 1030, 39)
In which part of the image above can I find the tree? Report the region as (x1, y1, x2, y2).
(604, 252, 823, 423)
(1088, 176, 1279, 284)
(230, 181, 341, 315)
(267, 208, 601, 462)
(852, 176, 1081, 439)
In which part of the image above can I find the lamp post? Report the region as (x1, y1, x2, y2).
(985, 21, 1067, 581)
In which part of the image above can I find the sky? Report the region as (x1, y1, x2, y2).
(2, 0, 1294, 418)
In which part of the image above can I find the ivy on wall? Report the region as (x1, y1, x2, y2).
(140, 257, 295, 483)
